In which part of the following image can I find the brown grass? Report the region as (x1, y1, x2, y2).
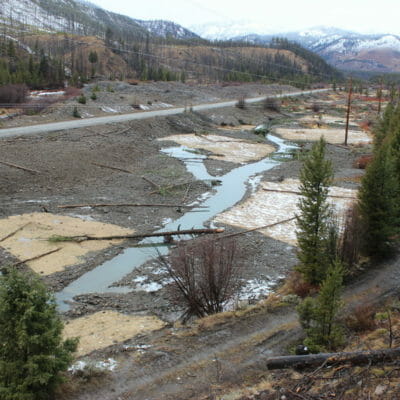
(280, 270, 317, 298)
(345, 304, 377, 332)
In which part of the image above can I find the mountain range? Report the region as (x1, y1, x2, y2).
(192, 24, 400, 74)
(1, 0, 399, 76)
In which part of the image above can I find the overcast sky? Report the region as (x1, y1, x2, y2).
(89, 0, 399, 35)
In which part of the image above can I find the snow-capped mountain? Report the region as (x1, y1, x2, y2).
(0, 0, 198, 41)
(191, 21, 275, 41)
(135, 20, 200, 40)
(192, 24, 400, 73)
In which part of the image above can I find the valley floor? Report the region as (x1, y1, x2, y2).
(0, 82, 392, 399)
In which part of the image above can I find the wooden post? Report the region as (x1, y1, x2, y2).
(344, 77, 353, 146)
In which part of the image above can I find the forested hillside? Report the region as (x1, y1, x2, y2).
(0, 0, 342, 89)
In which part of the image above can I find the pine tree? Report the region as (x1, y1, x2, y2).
(296, 137, 333, 284)
(0, 268, 78, 400)
(358, 142, 400, 258)
(297, 260, 345, 352)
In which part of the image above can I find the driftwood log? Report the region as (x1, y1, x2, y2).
(57, 203, 207, 209)
(0, 160, 41, 174)
(91, 162, 134, 174)
(266, 348, 400, 370)
(50, 227, 225, 242)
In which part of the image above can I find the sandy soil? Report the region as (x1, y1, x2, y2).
(63, 311, 166, 357)
(274, 127, 372, 144)
(159, 133, 274, 163)
(0, 213, 132, 275)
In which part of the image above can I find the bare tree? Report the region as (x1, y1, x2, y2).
(160, 236, 243, 321)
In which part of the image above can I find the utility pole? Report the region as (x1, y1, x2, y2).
(344, 77, 353, 146)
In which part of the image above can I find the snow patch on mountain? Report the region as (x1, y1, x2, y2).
(0, 0, 82, 32)
(136, 20, 199, 39)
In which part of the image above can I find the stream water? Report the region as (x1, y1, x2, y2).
(56, 135, 298, 311)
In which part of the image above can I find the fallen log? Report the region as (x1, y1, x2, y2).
(262, 188, 356, 200)
(57, 203, 207, 209)
(91, 162, 134, 174)
(220, 217, 297, 239)
(142, 176, 161, 189)
(266, 348, 400, 370)
(13, 248, 62, 266)
(0, 223, 30, 242)
(49, 227, 225, 243)
(0, 160, 41, 174)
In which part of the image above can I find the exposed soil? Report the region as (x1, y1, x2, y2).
(0, 82, 389, 400)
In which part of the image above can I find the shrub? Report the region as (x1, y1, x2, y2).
(235, 96, 246, 109)
(77, 94, 86, 104)
(90, 92, 97, 101)
(64, 87, 82, 98)
(311, 102, 321, 112)
(0, 84, 28, 104)
(0, 268, 78, 399)
(72, 107, 80, 118)
(160, 236, 243, 321)
(263, 97, 280, 112)
(285, 271, 316, 298)
(353, 155, 373, 169)
(345, 304, 377, 332)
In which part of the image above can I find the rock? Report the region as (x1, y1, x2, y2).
(374, 385, 387, 396)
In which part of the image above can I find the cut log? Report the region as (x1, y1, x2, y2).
(0, 223, 30, 242)
(13, 248, 61, 266)
(49, 228, 225, 243)
(57, 203, 206, 209)
(0, 160, 41, 174)
(262, 188, 356, 200)
(266, 348, 400, 370)
(142, 176, 161, 189)
(91, 162, 134, 174)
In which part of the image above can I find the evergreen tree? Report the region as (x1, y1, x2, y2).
(297, 260, 345, 352)
(0, 268, 78, 400)
(358, 142, 400, 258)
(296, 137, 333, 284)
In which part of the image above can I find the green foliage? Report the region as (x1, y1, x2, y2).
(297, 260, 345, 352)
(358, 142, 400, 258)
(72, 106, 80, 118)
(88, 51, 98, 65)
(0, 268, 78, 399)
(296, 137, 334, 284)
(77, 94, 86, 104)
(90, 92, 97, 101)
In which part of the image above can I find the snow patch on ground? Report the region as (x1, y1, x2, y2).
(159, 134, 274, 164)
(68, 358, 118, 373)
(215, 179, 357, 245)
(100, 106, 118, 113)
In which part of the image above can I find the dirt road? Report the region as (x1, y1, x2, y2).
(0, 89, 328, 138)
